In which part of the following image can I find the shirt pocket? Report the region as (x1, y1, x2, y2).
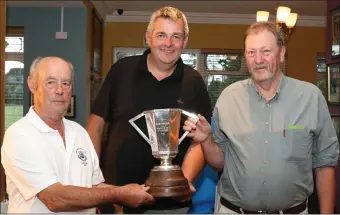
(282, 129, 309, 161)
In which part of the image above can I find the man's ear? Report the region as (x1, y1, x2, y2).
(27, 76, 36, 94)
(280, 46, 286, 63)
(183, 35, 189, 49)
(145, 31, 151, 47)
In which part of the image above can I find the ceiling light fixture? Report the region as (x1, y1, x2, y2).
(256, 2, 298, 44)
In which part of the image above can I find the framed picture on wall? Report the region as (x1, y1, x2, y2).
(65, 95, 76, 118)
(331, 6, 340, 58)
(327, 63, 340, 104)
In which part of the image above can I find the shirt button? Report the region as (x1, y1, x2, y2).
(265, 122, 269, 125)
(262, 181, 267, 185)
(264, 160, 268, 164)
(264, 140, 268, 144)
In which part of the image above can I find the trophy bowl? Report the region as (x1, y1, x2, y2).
(129, 108, 197, 197)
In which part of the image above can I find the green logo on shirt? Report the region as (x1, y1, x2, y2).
(287, 125, 305, 130)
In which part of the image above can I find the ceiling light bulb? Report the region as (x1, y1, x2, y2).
(286, 13, 298, 28)
(277, 6, 291, 23)
(256, 11, 270, 22)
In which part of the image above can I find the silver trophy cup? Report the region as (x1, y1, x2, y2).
(129, 108, 197, 197)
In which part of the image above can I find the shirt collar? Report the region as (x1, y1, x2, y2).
(138, 48, 184, 81)
(26, 106, 67, 133)
(248, 73, 286, 101)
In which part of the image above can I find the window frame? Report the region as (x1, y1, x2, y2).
(316, 53, 327, 98)
(1, 26, 24, 202)
(112, 47, 201, 70)
(199, 49, 248, 77)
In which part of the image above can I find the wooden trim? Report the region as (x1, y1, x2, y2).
(316, 52, 326, 57)
(200, 71, 249, 76)
(201, 48, 244, 54)
(84, 0, 93, 121)
(82, 0, 94, 10)
(93, 8, 104, 24)
(6, 27, 24, 36)
(0, 0, 6, 202)
(92, 9, 102, 73)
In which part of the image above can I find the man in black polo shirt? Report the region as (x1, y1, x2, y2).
(87, 6, 211, 214)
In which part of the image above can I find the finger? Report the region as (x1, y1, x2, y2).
(186, 131, 195, 138)
(184, 117, 197, 125)
(197, 114, 207, 123)
(188, 116, 199, 123)
(142, 186, 150, 191)
(184, 120, 197, 128)
(183, 125, 195, 132)
(189, 183, 196, 193)
(145, 193, 155, 203)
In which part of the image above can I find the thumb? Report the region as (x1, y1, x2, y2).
(189, 182, 196, 192)
(197, 114, 206, 122)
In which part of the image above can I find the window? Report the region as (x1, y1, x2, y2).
(114, 48, 145, 62)
(205, 54, 242, 71)
(5, 34, 24, 130)
(113, 47, 200, 69)
(200, 50, 249, 109)
(316, 54, 326, 97)
(181, 51, 199, 70)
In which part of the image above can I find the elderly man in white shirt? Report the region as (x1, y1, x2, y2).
(1, 56, 154, 213)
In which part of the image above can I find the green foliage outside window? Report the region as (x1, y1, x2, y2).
(5, 68, 24, 104)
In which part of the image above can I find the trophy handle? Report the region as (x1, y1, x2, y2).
(129, 112, 151, 144)
(179, 110, 199, 144)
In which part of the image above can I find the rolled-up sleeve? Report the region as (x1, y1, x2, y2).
(212, 106, 230, 154)
(312, 92, 339, 168)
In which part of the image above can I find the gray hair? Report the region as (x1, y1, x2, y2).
(147, 6, 189, 38)
(29, 56, 74, 79)
(244, 22, 285, 48)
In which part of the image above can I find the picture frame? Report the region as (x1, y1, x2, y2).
(327, 63, 340, 104)
(65, 95, 76, 118)
(331, 6, 340, 58)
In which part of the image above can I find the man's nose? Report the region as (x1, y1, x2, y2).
(55, 83, 64, 95)
(254, 53, 264, 64)
(164, 37, 172, 47)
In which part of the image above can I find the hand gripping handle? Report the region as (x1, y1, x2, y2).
(179, 110, 199, 144)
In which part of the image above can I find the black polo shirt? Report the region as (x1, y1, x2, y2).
(92, 49, 211, 213)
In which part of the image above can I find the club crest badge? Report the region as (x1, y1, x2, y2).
(76, 148, 87, 166)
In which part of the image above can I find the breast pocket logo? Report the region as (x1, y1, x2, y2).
(76, 148, 87, 166)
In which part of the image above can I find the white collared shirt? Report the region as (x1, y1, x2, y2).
(1, 107, 104, 213)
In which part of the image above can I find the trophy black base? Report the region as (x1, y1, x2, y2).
(145, 165, 190, 197)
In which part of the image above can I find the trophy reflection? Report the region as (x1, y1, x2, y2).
(129, 108, 197, 197)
